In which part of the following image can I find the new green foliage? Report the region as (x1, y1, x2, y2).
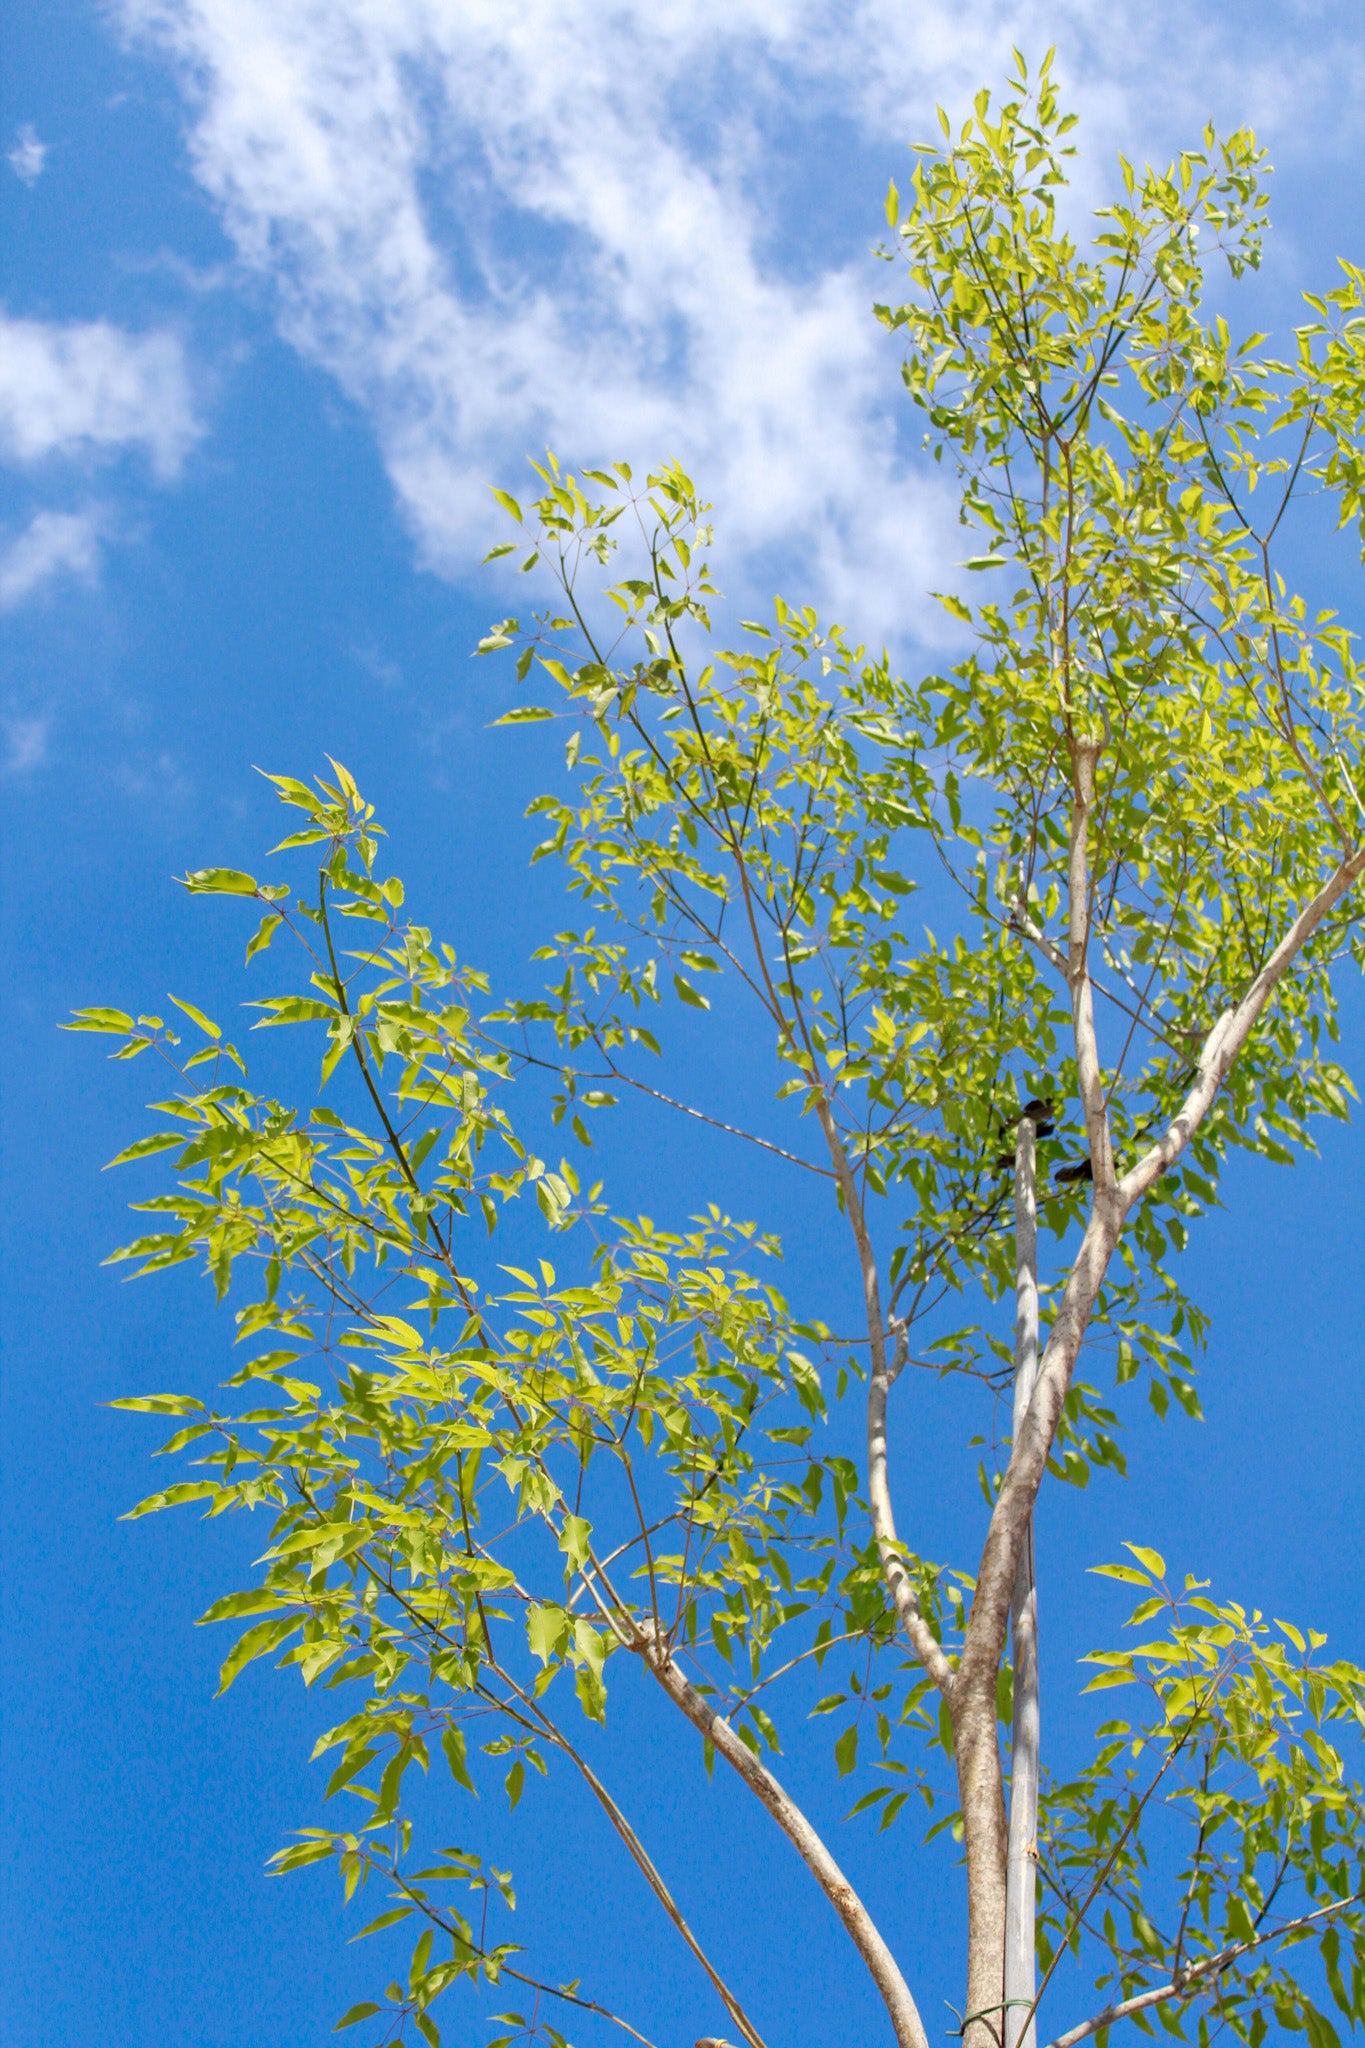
(73, 51, 1365, 2048)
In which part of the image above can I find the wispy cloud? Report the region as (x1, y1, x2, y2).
(116, 0, 1365, 638)
(0, 509, 105, 610)
(352, 643, 402, 691)
(8, 124, 48, 186)
(1, 715, 51, 774)
(0, 314, 201, 478)
(113, 748, 194, 806)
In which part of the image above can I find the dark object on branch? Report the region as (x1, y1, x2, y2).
(993, 1097, 1056, 1166)
(1055, 1156, 1094, 1185)
(999, 1095, 1055, 1131)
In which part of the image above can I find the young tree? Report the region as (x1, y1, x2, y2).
(72, 54, 1365, 2048)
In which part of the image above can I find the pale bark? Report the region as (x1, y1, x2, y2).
(815, 1098, 955, 1692)
(482, 1668, 770, 2048)
(958, 828, 1365, 2045)
(559, 1730, 771, 2048)
(1043, 1895, 1360, 2048)
(1004, 1115, 1040, 2048)
(955, 736, 1113, 2048)
(954, 1654, 1013, 2048)
(641, 1626, 932, 2048)
(816, 1092, 1001, 2044)
(1066, 739, 1117, 1196)
(1119, 841, 1365, 1209)
(815, 702, 1365, 2048)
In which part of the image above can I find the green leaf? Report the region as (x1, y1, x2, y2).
(673, 973, 710, 1010)
(878, 1791, 909, 1832)
(250, 997, 337, 1026)
(835, 1725, 859, 1777)
(108, 1392, 206, 1416)
(1082, 1667, 1139, 1693)
(324, 1746, 376, 1800)
(441, 1725, 476, 1795)
(197, 1588, 296, 1626)
(122, 1480, 220, 1519)
(527, 1604, 568, 1665)
(350, 1908, 414, 1941)
(847, 1785, 891, 1817)
(270, 1833, 338, 1874)
(63, 1007, 134, 1035)
(1306, 2009, 1342, 2048)
(372, 1750, 408, 1825)
(371, 1315, 424, 1352)
(182, 868, 260, 896)
(216, 1615, 304, 1696)
(168, 994, 222, 1040)
(492, 707, 556, 725)
(334, 2005, 382, 2031)
(105, 1133, 186, 1167)
(575, 1664, 607, 1725)
(246, 913, 284, 963)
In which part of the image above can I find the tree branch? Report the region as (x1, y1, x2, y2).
(481, 1671, 772, 2048)
(816, 1098, 955, 1692)
(1043, 1895, 1361, 2048)
(1067, 737, 1116, 1194)
(640, 1625, 931, 2048)
(1120, 841, 1365, 1207)
(960, 833, 1365, 1753)
(595, 1048, 834, 1177)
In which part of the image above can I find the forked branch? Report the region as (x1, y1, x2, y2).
(640, 1624, 932, 2048)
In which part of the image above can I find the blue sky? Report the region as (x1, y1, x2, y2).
(5, 4, 1365, 2046)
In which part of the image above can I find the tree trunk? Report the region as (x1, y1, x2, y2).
(954, 1687, 1010, 2048)
(1004, 1114, 1040, 2048)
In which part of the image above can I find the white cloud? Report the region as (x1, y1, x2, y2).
(0, 509, 105, 610)
(1, 715, 51, 774)
(114, 0, 1365, 639)
(0, 313, 200, 617)
(0, 314, 201, 478)
(8, 124, 47, 186)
